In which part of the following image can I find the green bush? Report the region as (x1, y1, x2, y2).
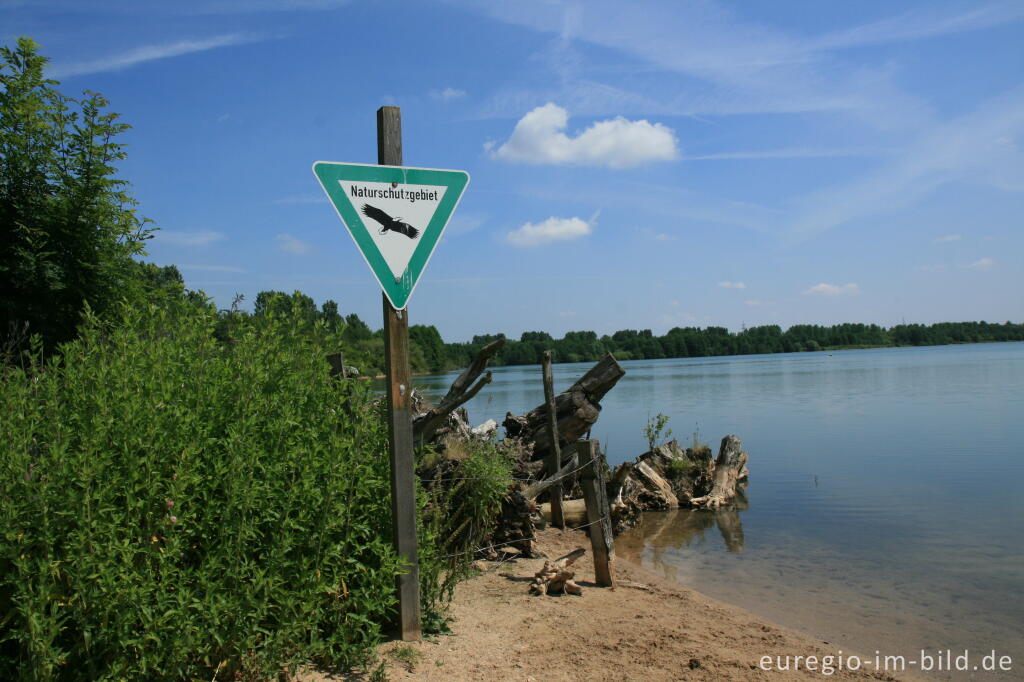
(416, 439, 511, 634)
(0, 301, 424, 679)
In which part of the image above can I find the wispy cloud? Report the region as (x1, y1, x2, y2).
(179, 264, 245, 273)
(507, 215, 592, 247)
(934, 234, 962, 243)
(788, 86, 1024, 240)
(685, 147, 890, 161)
(492, 103, 678, 168)
(744, 299, 774, 307)
(193, 0, 351, 13)
(803, 282, 860, 296)
(276, 233, 313, 254)
(964, 257, 994, 270)
(50, 33, 263, 78)
(446, 212, 487, 236)
(469, 0, 923, 121)
(718, 281, 746, 289)
(156, 230, 226, 247)
(809, 2, 1024, 51)
(430, 87, 467, 102)
(273, 194, 328, 205)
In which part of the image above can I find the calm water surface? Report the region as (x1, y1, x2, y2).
(415, 343, 1024, 674)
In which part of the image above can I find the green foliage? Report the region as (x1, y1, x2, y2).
(416, 440, 511, 634)
(0, 301, 412, 679)
(664, 458, 692, 480)
(643, 413, 672, 453)
(1, 38, 152, 352)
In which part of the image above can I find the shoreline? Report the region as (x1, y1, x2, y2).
(303, 530, 909, 681)
(362, 339, 1023, 379)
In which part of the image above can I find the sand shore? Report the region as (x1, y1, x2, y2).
(305, 529, 906, 681)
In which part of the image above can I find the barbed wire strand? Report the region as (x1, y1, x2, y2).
(437, 514, 609, 560)
(420, 452, 600, 486)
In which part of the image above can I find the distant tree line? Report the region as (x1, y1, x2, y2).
(437, 320, 1024, 372)
(185, 289, 1024, 376)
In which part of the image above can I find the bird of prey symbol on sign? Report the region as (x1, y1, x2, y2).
(361, 204, 420, 240)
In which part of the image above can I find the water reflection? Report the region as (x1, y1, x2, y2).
(623, 490, 748, 563)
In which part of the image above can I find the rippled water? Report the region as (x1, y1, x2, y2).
(414, 343, 1024, 675)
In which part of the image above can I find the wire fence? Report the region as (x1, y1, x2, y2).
(437, 514, 610, 560)
(420, 450, 600, 486)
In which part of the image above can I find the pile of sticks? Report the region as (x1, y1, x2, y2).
(529, 548, 586, 596)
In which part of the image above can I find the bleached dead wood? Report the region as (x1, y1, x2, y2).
(529, 547, 586, 596)
(413, 339, 505, 447)
(689, 435, 748, 510)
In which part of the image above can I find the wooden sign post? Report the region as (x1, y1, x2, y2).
(378, 106, 420, 641)
(312, 106, 469, 642)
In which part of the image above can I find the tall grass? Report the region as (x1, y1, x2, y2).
(0, 300, 494, 680)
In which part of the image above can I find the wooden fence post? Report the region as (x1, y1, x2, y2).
(542, 350, 565, 529)
(579, 439, 615, 587)
(326, 351, 346, 378)
(378, 105, 420, 641)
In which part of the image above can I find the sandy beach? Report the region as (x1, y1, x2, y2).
(305, 529, 906, 681)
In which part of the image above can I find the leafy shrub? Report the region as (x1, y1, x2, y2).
(643, 413, 672, 453)
(1, 300, 417, 679)
(416, 438, 511, 634)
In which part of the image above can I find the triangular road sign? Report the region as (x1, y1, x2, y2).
(312, 161, 470, 310)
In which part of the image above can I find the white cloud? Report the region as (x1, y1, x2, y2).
(49, 33, 262, 78)
(653, 233, 674, 241)
(276, 233, 312, 254)
(803, 282, 860, 296)
(507, 215, 592, 247)
(964, 257, 994, 270)
(179, 264, 244, 273)
(157, 230, 225, 246)
(744, 299, 774, 307)
(492, 103, 679, 168)
(559, 311, 577, 318)
(431, 87, 467, 102)
(718, 281, 746, 289)
(934, 234, 962, 243)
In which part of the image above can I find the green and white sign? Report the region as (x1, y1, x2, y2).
(312, 161, 470, 310)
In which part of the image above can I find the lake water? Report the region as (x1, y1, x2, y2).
(414, 343, 1024, 677)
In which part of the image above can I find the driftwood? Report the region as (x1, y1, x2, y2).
(529, 547, 586, 596)
(690, 435, 748, 509)
(413, 339, 505, 447)
(608, 436, 750, 534)
(503, 353, 625, 469)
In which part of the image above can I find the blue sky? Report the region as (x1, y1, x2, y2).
(4, 0, 1022, 342)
